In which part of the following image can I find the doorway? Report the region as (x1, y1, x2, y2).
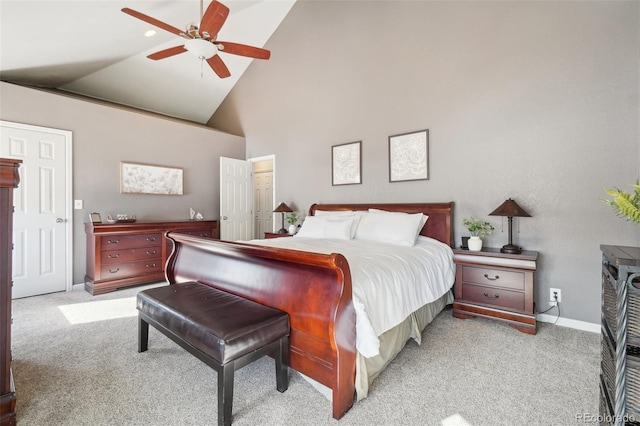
(0, 121, 73, 298)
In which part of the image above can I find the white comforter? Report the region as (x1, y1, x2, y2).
(248, 236, 455, 358)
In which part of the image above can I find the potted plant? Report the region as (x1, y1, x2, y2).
(604, 182, 640, 225)
(285, 212, 299, 234)
(462, 217, 494, 251)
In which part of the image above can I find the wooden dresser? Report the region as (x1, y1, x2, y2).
(85, 220, 217, 295)
(1, 158, 20, 426)
(452, 247, 538, 335)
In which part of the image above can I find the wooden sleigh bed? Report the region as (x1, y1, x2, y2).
(164, 202, 454, 419)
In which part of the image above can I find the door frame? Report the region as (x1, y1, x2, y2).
(248, 154, 277, 232)
(0, 120, 73, 292)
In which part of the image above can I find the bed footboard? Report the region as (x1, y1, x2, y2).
(164, 232, 356, 419)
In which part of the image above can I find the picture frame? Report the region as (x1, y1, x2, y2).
(332, 141, 362, 186)
(388, 129, 429, 182)
(89, 212, 102, 224)
(120, 161, 183, 195)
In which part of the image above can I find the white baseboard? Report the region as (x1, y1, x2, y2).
(72, 283, 85, 292)
(537, 313, 600, 333)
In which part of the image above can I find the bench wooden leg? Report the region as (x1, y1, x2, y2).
(276, 336, 289, 393)
(138, 316, 149, 353)
(218, 362, 234, 426)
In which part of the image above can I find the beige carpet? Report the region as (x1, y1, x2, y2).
(11, 283, 599, 425)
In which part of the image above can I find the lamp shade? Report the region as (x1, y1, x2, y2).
(488, 198, 531, 254)
(273, 202, 293, 213)
(489, 198, 531, 218)
(273, 202, 292, 234)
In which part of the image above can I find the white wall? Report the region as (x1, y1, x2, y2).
(211, 1, 640, 324)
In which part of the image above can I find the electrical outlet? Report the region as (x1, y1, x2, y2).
(74, 200, 83, 210)
(549, 288, 562, 304)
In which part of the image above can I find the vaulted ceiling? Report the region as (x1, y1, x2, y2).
(0, 1, 296, 124)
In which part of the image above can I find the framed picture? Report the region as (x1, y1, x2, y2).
(332, 141, 362, 186)
(89, 212, 102, 223)
(120, 162, 183, 195)
(388, 129, 429, 182)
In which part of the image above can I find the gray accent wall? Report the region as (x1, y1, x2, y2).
(1, 81, 245, 285)
(210, 1, 640, 324)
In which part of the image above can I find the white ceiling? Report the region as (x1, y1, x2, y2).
(0, 0, 296, 124)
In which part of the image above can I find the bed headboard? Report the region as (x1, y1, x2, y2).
(308, 202, 454, 247)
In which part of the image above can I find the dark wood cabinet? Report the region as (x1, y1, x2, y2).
(599, 245, 640, 424)
(1, 158, 21, 426)
(452, 247, 538, 335)
(85, 220, 217, 295)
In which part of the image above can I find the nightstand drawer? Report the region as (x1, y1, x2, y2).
(461, 266, 525, 291)
(461, 283, 525, 311)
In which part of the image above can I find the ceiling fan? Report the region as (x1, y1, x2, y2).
(122, 0, 271, 78)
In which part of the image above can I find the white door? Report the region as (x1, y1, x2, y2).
(253, 159, 274, 238)
(0, 121, 72, 298)
(220, 157, 253, 241)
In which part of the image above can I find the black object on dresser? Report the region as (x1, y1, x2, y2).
(1, 158, 21, 426)
(452, 247, 538, 335)
(600, 245, 640, 425)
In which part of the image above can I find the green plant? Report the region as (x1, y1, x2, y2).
(462, 217, 495, 237)
(285, 211, 299, 225)
(604, 182, 640, 225)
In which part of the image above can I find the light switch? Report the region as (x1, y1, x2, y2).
(74, 200, 83, 210)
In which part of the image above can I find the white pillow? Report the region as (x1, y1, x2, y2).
(368, 208, 429, 231)
(312, 210, 361, 238)
(295, 216, 353, 240)
(354, 210, 425, 246)
(314, 210, 355, 216)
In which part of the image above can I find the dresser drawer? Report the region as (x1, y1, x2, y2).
(461, 265, 525, 291)
(461, 283, 525, 312)
(100, 233, 162, 251)
(101, 247, 161, 265)
(100, 259, 163, 280)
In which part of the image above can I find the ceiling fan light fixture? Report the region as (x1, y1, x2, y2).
(184, 38, 217, 59)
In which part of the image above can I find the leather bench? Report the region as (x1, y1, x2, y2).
(137, 281, 290, 426)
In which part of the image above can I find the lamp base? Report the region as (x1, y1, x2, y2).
(500, 244, 522, 254)
(277, 228, 288, 234)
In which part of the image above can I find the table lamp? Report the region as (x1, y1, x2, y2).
(489, 198, 531, 254)
(273, 202, 293, 234)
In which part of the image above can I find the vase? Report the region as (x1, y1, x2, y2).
(468, 236, 483, 251)
(288, 224, 297, 235)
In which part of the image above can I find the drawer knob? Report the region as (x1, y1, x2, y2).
(146, 263, 157, 268)
(109, 268, 120, 273)
(108, 254, 120, 259)
(146, 250, 157, 255)
(147, 237, 157, 242)
(483, 292, 500, 299)
(483, 273, 499, 281)
(107, 239, 120, 244)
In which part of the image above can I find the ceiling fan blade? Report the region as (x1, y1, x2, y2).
(147, 45, 187, 60)
(200, 1, 230, 39)
(206, 55, 231, 78)
(122, 8, 187, 38)
(215, 41, 271, 60)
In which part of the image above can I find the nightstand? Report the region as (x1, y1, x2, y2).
(452, 247, 538, 335)
(264, 232, 293, 239)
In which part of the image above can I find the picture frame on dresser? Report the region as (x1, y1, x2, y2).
(89, 212, 101, 223)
